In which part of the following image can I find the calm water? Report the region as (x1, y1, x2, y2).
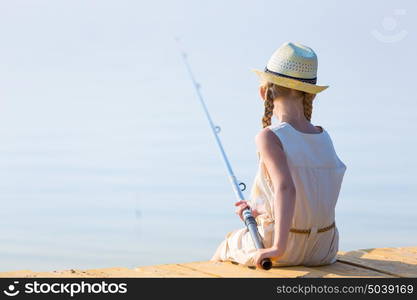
(0, 87, 416, 272)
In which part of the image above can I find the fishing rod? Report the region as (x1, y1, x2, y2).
(175, 38, 272, 270)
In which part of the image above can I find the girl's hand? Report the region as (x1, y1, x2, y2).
(234, 200, 260, 221)
(253, 247, 283, 269)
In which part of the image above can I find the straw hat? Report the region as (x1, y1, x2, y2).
(252, 42, 328, 94)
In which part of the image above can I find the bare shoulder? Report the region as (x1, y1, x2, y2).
(255, 127, 284, 151)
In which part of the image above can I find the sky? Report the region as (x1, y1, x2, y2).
(0, 0, 415, 140)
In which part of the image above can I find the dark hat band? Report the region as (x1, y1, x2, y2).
(264, 67, 317, 85)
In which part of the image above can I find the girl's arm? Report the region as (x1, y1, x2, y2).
(255, 128, 296, 257)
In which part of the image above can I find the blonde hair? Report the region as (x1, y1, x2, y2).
(261, 81, 316, 128)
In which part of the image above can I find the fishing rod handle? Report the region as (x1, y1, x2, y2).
(242, 209, 272, 270)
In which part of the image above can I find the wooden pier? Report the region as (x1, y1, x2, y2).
(1, 246, 416, 278)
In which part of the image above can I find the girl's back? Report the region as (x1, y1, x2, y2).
(253, 121, 347, 266)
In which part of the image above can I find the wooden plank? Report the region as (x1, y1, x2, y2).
(0, 269, 104, 278)
(359, 247, 417, 263)
(258, 264, 359, 278)
(1, 246, 415, 278)
(79, 267, 172, 278)
(0, 262, 393, 278)
(0, 270, 46, 278)
(263, 265, 329, 278)
(379, 246, 417, 254)
(310, 262, 394, 278)
(178, 260, 389, 278)
(337, 250, 417, 277)
(400, 246, 417, 254)
(0, 265, 215, 278)
(133, 264, 217, 278)
(177, 261, 309, 278)
(180, 261, 340, 278)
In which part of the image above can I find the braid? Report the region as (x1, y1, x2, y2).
(302, 92, 315, 121)
(262, 84, 275, 128)
(302, 93, 312, 121)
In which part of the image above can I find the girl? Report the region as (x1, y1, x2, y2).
(211, 42, 347, 269)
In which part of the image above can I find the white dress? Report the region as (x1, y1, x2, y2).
(211, 121, 347, 267)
